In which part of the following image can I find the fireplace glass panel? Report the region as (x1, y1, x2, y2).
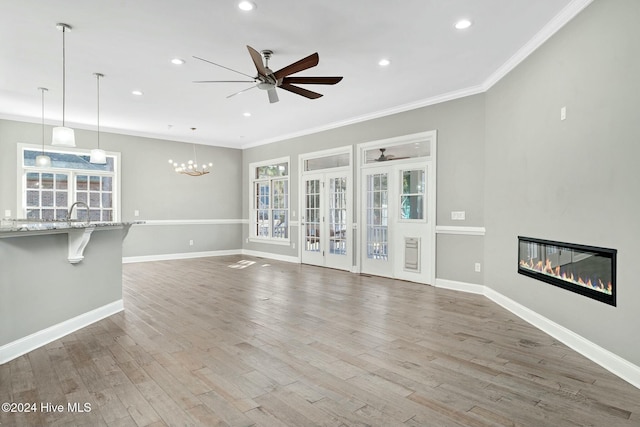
(518, 236, 616, 306)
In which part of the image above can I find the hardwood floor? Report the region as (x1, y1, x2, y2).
(1, 255, 639, 426)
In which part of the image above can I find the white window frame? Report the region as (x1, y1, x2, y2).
(398, 167, 427, 223)
(249, 156, 290, 245)
(17, 143, 121, 222)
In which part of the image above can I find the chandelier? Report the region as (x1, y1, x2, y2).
(169, 134, 213, 176)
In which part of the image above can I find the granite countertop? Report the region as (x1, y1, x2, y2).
(0, 219, 145, 234)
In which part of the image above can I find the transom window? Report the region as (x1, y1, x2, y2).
(19, 145, 120, 222)
(250, 158, 289, 242)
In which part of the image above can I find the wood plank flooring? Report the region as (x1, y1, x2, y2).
(1, 255, 639, 426)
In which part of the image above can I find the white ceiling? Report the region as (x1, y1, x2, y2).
(0, 0, 586, 149)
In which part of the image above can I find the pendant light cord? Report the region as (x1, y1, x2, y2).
(96, 73, 101, 149)
(61, 26, 66, 127)
(40, 87, 46, 154)
(191, 128, 198, 164)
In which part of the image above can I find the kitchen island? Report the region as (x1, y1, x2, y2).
(0, 221, 141, 363)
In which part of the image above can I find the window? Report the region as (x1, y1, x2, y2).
(400, 169, 425, 220)
(20, 145, 120, 222)
(250, 158, 289, 242)
(304, 152, 350, 171)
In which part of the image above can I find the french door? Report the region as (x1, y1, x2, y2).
(360, 166, 392, 276)
(301, 172, 351, 271)
(360, 161, 434, 284)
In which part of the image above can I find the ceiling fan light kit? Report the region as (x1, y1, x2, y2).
(194, 45, 343, 104)
(52, 23, 76, 147)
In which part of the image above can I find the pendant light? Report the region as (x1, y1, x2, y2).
(35, 87, 52, 168)
(90, 73, 107, 164)
(52, 23, 75, 147)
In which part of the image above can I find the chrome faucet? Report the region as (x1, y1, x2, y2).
(66, 201, 90, 223)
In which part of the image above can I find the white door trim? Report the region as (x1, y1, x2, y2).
(298, 146, 353, 270)
(356, 131, 437, 285)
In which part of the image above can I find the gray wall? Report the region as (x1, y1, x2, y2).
(0, 229, 123, 346)
(0, 119, 243, 257)
(484, 0, 640, 365)
(242, 94, 486, 279)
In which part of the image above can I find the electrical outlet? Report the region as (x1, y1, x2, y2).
(451, 211, 466, 220)
(4, 210, 11, 218)
(134, 210, 139, 217)
(475, 263, 481, 272)
(189, 239, 194, 246)
(292, 242, 296, 249)
(245, 237, 249, 243)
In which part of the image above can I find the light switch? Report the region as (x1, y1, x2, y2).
(134, 210, 139, 217)
(560, 106, 566, 120)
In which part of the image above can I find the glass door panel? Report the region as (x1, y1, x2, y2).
(304, 178, 321, 253)
(366, 173, 388, 260)
(400, 169, 425, 220)
(328, 177, 347, 255)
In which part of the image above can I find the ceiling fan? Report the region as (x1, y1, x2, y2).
(374, 148, 410, 162)
(193, 45, 343, 103)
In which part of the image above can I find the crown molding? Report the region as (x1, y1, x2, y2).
(242, 85, 485, 149)
(482, 0, 595, 90)
(245, 0, 595, 150)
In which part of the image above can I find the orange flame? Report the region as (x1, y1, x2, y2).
(519, 257, 611, 295)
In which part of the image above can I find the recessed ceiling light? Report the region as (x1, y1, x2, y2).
(132, 90, 143, 96)
(238, 1, 256, 11)
(243, 112, 251, 117)
(171, 58, 185, 65)
(378, 59, 391, 67)
(455, 19, 472, 30)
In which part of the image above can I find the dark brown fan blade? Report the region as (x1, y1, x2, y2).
(247, 45, 269, 78)
(281, 76, 343, 85)
(279, 83, 323, 99)
(273, 53, 319, 79)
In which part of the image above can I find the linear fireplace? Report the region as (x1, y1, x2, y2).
(518, 236, 616, 306)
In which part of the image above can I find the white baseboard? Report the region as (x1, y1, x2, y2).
(123, 249, 299, 264)
(241, 249, 300, 264)
(123, 249, 242, 263)
(0, 299, 124, 364)
(484, 287, 640, 390)
(435, 278, 485, 294)
(435, 278, 640, 390)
